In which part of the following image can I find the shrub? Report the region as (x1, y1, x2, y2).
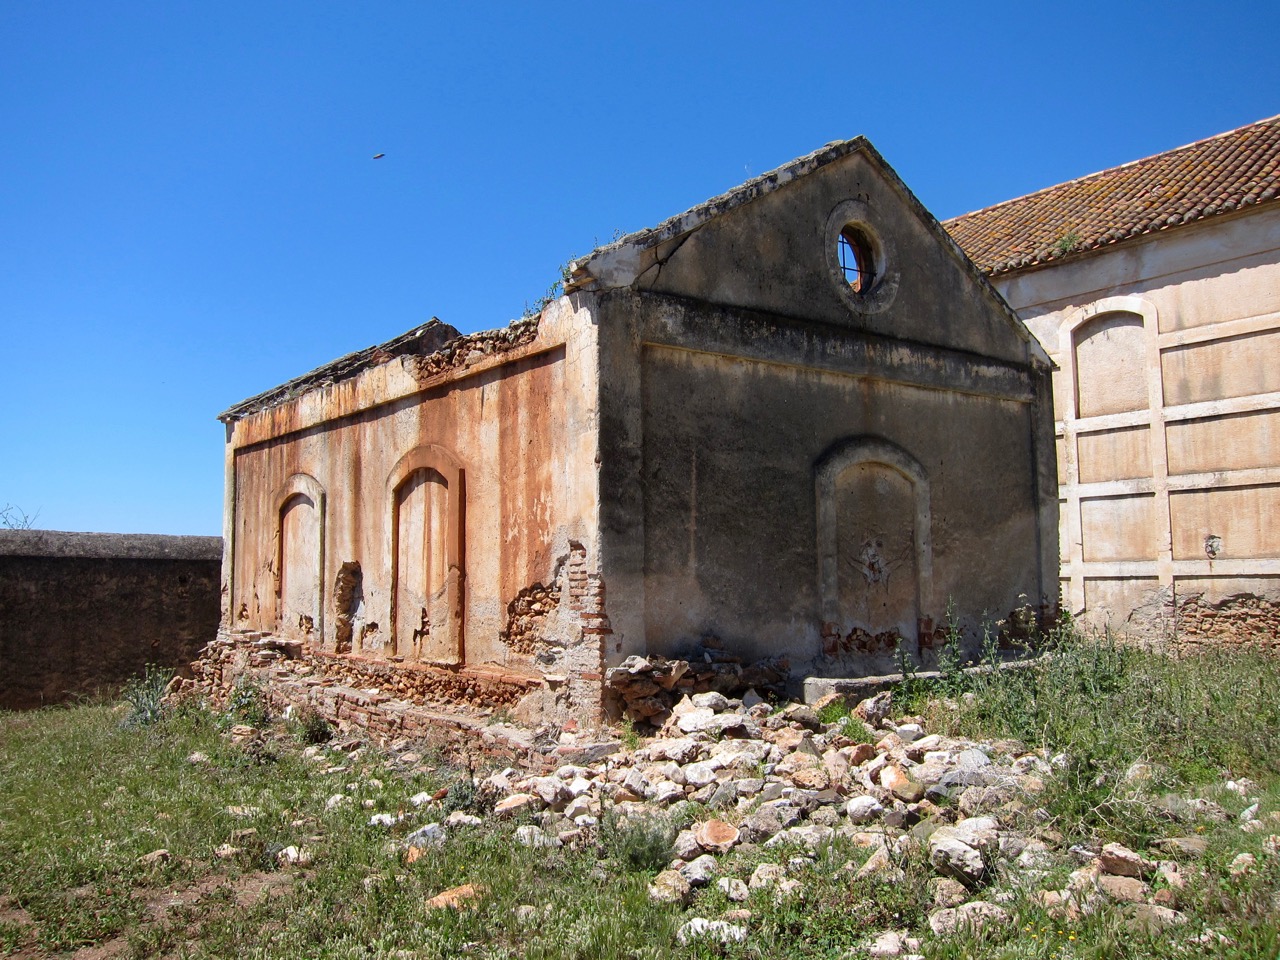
(598, 808, 673, 873)
(288, 704, 332, 745)
(119, 666, 173, 728)
(223, 676, 270, 728)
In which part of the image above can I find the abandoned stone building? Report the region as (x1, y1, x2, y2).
(945, 114, 1280, 641)
(211, 136, 1058, 726)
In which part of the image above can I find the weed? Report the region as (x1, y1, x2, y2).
(598, 807, 673, 873)
(1052, 228, 1082, 257)
(119, 665, 172, 728)
(440, 769, 494, 817)
(223, 675, 270, 728)
(0, 503, 39, 529)
(287, 703, 332, 745)
(816, 698, 851, 725)
(618, 714, 641, 751)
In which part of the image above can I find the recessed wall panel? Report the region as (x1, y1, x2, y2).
(1161, 330, 1280, 406)
(1166, 409, 1280, 475)
(1078, 426, 1151, 483)
(1170, 485, 1280, 560)
(1080, 494, 1157, 562)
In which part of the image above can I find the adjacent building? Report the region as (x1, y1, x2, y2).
(946, 115, 1280, 640)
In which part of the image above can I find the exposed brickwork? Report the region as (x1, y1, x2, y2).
(1174, 593, 1280, 646)
(409, 318, 539, 385)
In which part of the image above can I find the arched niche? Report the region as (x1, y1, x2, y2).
(273, 473, 325, 640)
(386, 445, 466, 664)
(1059, 295, 1158, 421)
(815, 437, 932, 643)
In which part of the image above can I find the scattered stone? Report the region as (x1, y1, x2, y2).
(405, 823, 446, 848)
(1098, 875, 1148, 902)
(677, 918, 747, 946)
(680, 854, 720, 887)
(930, 877, 969, 908)
(847, 742, 877, 766)
(717, 877, 749, 901)
(276, 845, 313, 866)
(494, 794, 539, 818)
(1126, 903, 1188, 932)
(444, 811, 483, 828)
(927, 901, 1009, 936)
(867, 930, 910, 958)
(691, 692, 731, 712)
(1099, 842, 1154, 878)
(648, 869, 691, 904)
(1152, 836, 1208, 859)
(927, 819, 996, 885)
(749, 862, 786, 889)
(1229, 853, 1257, 876)
(881, 766, 926, 803)
(694, 819, 740, 854)
(856, 846, 901, 882)
(426, 883, 485, 910)
(855, 692, 893, 725)
(514, 825, 561, 848)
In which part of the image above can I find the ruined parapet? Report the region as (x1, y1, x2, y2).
(0, 529, 221, 709)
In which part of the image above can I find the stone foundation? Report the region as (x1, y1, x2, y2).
(176, 629, 578, 760)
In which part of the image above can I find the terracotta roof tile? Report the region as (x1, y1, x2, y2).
(943, 115, 1280, 276)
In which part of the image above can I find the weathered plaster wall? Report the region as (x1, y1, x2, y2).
(0, 530, 221, 709)
(223, 299, 605, 718)
(598, 292, 1055, 678)
(634, 148, 1034, 366)
(593, 147, 1057, 679)
(993, 204, 1280, 636)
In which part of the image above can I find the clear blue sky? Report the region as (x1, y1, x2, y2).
(2, 1, 1277, 536)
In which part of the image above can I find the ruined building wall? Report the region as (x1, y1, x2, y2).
(591, 148, 1057, 679)
(994, 205, 1280, 638)
(597, 291, 1055, 679)
(221, 298, 605, 719)
(0, 530, 221, 709)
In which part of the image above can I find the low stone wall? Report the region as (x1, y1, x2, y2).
(176, 629, 561, 763)
(0, 530, 222, 710)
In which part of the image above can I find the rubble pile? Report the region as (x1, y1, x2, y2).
(604, 646, 788, 725)
(377, 687, 1277, 954)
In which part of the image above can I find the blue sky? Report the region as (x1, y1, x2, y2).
(2, 1, 1277, 535)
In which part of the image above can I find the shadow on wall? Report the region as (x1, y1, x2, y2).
(0, 530, 222, 710)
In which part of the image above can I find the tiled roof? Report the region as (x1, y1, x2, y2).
(944, 115, 1280, 276)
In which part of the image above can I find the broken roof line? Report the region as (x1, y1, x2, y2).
(218, 319, 461, 423)
(566, 137, 869, 291)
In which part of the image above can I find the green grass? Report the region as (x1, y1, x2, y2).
(898, 630, 1280, 843)
(3, 633, 1280, 958)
